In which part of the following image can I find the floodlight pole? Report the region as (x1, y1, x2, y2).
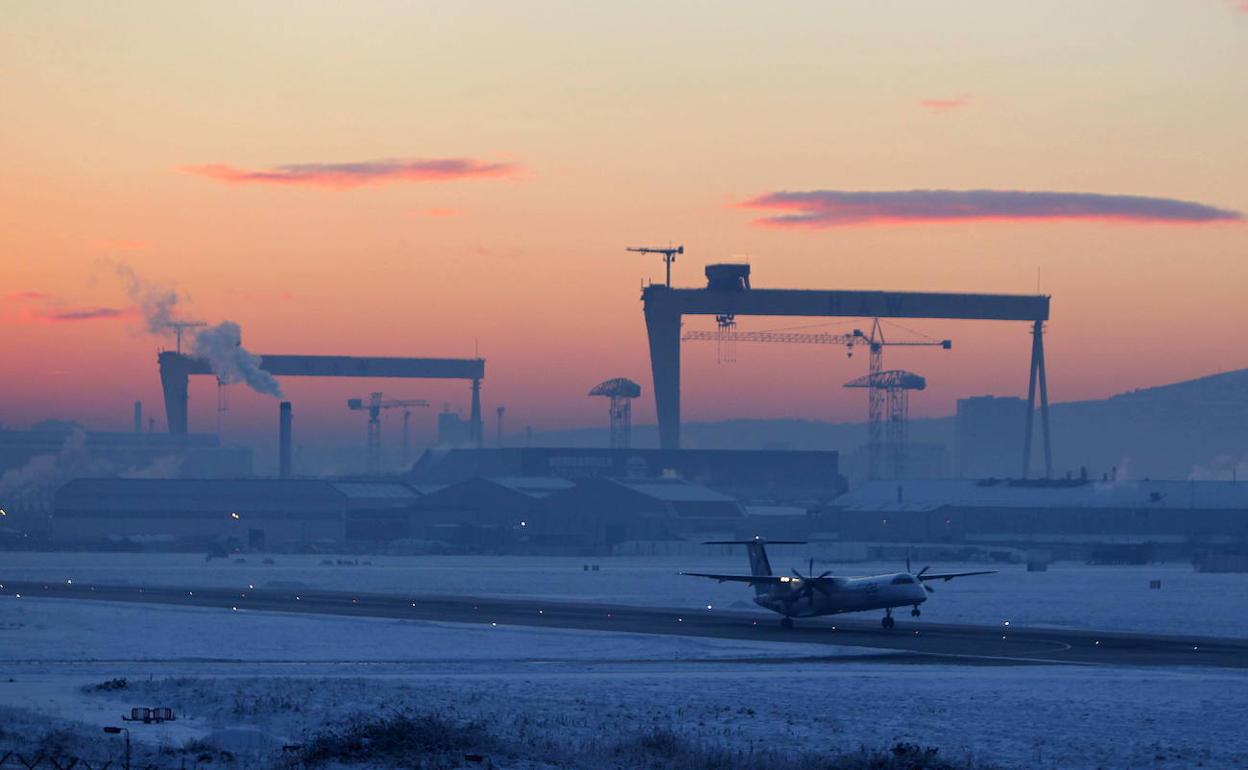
(104, 726, 131, 770)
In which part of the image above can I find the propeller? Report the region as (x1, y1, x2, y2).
(786, 557, 834, 605)
(917, 564, 934, 593)
(908, 558, 935, 593)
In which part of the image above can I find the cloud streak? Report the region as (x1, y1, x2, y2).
(183, 157, 520, 190)
(739, 189, 1245, 228)
(38, 307, 134, 322)
(919, 95, 970, 113)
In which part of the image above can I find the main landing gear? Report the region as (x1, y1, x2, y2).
(781, 617, 794, 630)
(911, 606, 922, 617)
(881, 609, 895, 629)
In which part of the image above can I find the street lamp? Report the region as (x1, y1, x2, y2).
(103, 726, 131, 770)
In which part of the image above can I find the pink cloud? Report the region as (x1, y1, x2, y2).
(416, 207, 462, 218)
(739, 189, 1245, 228)
(7, 290, 48, 302)
(182, 157, 521, 190)
(918, 94, 971, 113)
(10, 306, 136, 325)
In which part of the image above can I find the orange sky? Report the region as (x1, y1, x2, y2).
(3, 2, 1247, 458)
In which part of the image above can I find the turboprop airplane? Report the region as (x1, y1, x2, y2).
(682, 539, 995, 629)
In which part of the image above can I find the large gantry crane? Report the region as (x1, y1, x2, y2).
(647, 260, 1051, 477)
(348, 392, 430, 475)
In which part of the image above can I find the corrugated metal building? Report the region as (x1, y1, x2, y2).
(52, 478, 421, 548)
(825, 479, 1248, 553)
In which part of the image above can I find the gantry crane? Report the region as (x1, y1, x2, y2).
(347, 392, 429, 475)
(684, 319, 951, 478)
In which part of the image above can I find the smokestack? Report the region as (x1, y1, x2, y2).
(279, 401, 292, 478)
(133, 401, 142, 433)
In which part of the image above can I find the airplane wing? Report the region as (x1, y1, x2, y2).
(679, 572, 792, 585)
(917, 570, 997, 582)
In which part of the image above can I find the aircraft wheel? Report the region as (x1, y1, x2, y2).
(781, 617, 794, 630)
(881, 616, 895, 629)
(910, 607, 921, 617)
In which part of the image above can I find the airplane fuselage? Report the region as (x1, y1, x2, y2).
(755, 571, 929, 618)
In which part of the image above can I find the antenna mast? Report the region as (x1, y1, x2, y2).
(627, 244, 684, 287)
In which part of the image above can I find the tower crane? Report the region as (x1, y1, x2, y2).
(684, 319, 951, 479)
(845, 369, 927, 481)
(589, 378, 642, 449)
(347, 393, 429, 475)
(627, 245, 683, 287)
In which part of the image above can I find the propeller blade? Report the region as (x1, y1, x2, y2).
(917, 565, 931, 578)
(925, 584, 935, 594)
(816, 571, 833, 579)
(906, 557, 911, 573)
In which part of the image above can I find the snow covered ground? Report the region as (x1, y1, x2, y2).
(2, 597, 1247, 769)
(4, 550, 1248, 637)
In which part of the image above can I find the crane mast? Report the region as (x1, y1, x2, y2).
(347, 392, 430, 474)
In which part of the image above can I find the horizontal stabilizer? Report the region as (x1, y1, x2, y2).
(702, 539, 807, 546)
(918, 570, 997, 582)
(680, 571, 791, 585)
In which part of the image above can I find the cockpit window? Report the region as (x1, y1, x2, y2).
(891, 575, 916, 585)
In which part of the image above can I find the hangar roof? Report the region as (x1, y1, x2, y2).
(834, 479, 1248, 512)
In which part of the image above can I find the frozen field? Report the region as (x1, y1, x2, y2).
(4, 550, 1248, 637)
(2, 598, 1248, 770)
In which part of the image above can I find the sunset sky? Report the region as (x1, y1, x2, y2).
(3, 2, 1247, 463)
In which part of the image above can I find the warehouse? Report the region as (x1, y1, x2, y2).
(407, 476, 573, 549)
(52, 478, 422, 549)
(825, 478, 1248, 557)
(537, 477, 745, 551)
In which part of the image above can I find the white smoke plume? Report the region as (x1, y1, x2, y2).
(113, 262, 182, 334)
(191, 320, 283, 398)
(112, 264, 283, 399)
(0, 430, 119, 520)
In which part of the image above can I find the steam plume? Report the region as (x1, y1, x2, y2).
(112, 263, 282, 398)
(191, 321, 283, 398)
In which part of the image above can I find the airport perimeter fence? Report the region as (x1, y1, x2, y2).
(0, 751, 178, 769)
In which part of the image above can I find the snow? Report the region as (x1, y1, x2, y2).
(1, 598, 1245, 769)
(5, 551, 1248, 637)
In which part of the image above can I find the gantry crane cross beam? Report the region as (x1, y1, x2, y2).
(348, 393, 430, 475)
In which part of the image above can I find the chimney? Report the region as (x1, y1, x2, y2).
(133, 401, 143, 433)
(279, 401, 292, 478)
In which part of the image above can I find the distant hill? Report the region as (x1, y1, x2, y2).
(529, 369, 1248, 481)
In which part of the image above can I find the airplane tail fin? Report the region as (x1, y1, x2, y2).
(704, 539, 806, 595)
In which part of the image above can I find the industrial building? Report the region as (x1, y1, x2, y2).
(955, 396, 1027, 478)
(51, 478, 421, 548)
(0, 425, 252, 533)
(409, 447, 845, 501)
(407, 477, 572, 548)
(538, 477, 744, 551)
(824, 478, 1248, 558)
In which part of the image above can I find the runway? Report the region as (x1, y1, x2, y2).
(3, 580, 1245, 668)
